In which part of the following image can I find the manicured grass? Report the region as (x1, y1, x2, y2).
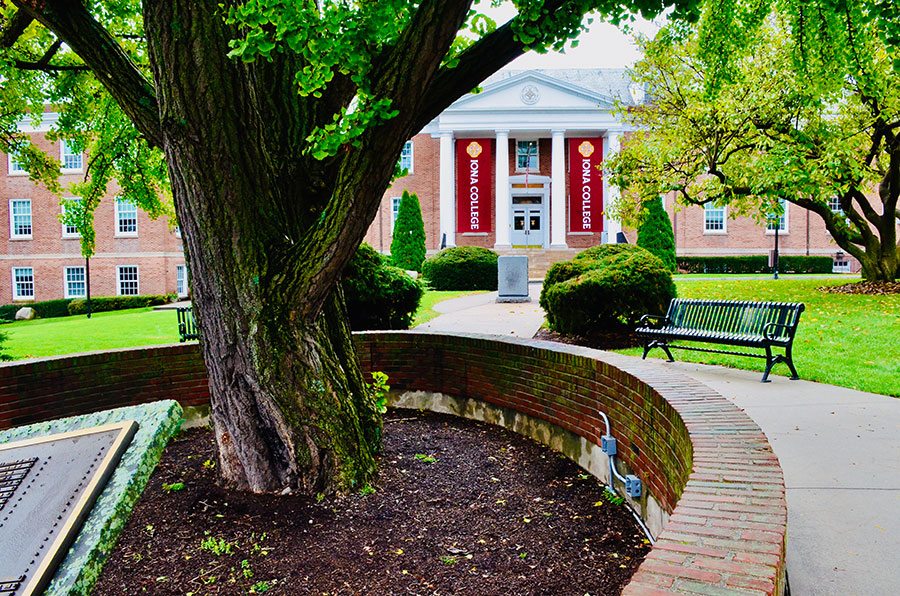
(412, 290, 486, 326)
(1, 290, 483, 360)
(1, 307, 180, 360)
(617, 278, 900, 397)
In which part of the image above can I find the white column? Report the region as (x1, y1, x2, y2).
(603, 132, 622, 243)
(494, 130, 511, 248)
(439, 132, 456, 247)
(550, 130, 567, 248)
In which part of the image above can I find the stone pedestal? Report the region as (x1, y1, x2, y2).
(497, 255, 529, 303)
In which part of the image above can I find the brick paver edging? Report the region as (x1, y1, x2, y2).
(355, 332, 787, 596)
(0, 333, 785, 595)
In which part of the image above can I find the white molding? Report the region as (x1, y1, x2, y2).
(114, 198, 139, 237)
(11, 266, 35, 301)
(116, 264, 140, 296)
(63, 265, 87, 299)
(9, 198, 32, 240)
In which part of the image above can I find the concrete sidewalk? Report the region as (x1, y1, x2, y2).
(416, 291, 900, 596)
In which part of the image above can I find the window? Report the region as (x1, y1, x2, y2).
(390, 196, 402, 230)
(703, 203, 726, 233)
(833, 259, 851, 273)
(9, 199, 32, 238)
(516, 140, 539, 171)
(60, 140, 83, 171)
(61, 198, 82, 238)
(174, 225, 181, 238)
(827, 196, 842, 213)
(117, 265, 139, 296)
(12, 267, 34, 300)
(8, 153, 26, 175)
(64, 266, 86, 298)
(766, 199, 788, 233)
(115, 198, 138, 236)
(176, 264, 188, 298)
(399, 141, 413, 173)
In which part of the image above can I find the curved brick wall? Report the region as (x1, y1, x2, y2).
(0, 334, 786, 595)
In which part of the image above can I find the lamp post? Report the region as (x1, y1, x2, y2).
(85, 256, 92, 318)
(768, 213, 780, 280)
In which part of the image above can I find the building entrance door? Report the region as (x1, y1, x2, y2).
(510, 196, 545, 247)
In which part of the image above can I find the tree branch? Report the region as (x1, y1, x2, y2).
(12, 59, 89, 72)
(0, 8, 32, 49)
(12, 0, 163, 148)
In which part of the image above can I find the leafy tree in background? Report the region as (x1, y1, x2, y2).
(608, 1, 900, 281)
(0, 0, 702, 495)
(636, 196, 676, 271)
(390, 190, 426, 272)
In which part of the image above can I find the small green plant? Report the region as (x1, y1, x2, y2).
(359, 484, 376, 496)
(200, 536, 236, 556)
(603, 488, 625, 506)
(439, 555, 457, 565)
(250, 580, 271, 593)
(368, 371, 390, 414)
(162, 482, 185, 492)
(241, 559, 253, 579)
(202, 459, 216, 470)
(519, 552, 528, 559)
(414, 454, 437, 463)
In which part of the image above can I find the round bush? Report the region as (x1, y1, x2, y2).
(540, 244, 676, 335)
(421, 246, 499, 291)
(343, 243, 424, 330)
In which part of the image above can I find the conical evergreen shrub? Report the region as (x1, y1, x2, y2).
(390, 190, 427, 272)
(636, 196, 676, 272)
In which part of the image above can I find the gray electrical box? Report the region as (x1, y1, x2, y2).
(497, 255, 529, 303)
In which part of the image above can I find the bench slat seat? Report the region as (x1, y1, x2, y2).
(177, 306, 199, 342)
(636, 299, 804, 382)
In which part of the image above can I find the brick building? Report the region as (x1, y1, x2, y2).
(2, 112, 186, 304)
(3, 69, 857, 304)
(366, 69, 855, 275)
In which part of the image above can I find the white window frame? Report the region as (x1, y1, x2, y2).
(116, 265, 140, 296)
(703, 203, 727, 234)
(515, 140, 539, 172)
(827, 196, 842, 213)
(832, 259, 851, 273)
(9, 199, 32, 239)
(174, 225, 182, 238)
(399, 141, 413, 173)
(8, 152, 27, 176)
(390, 196, 402, 231)
(176, 264, 188, 298)
(61, 198, 82, 238)
(766, 199, 789, 234)
(64, 266, 87, 298)
(60, 140, 83, 173)
(12, 267, 34, 301)
(115, 198, 138, 237)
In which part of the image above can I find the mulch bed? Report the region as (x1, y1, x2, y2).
(818, 281, 900, 295)
(533, 327, 641, 351)
(93, 410, 650, 596)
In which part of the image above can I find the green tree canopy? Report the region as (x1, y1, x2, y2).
(608, 2, 900, 281)
(390, 190, 426, 272)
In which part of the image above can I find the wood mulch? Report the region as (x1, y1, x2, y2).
(533, 327, 641, 351)
(93, 410, 651, 596)
(818, 281, 900, 295)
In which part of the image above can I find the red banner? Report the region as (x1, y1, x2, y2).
(456, 139, 492, 233)
(568, 137, 603, 233)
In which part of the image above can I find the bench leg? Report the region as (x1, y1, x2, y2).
(761, 346, 775, 383)
(660, 344, 675, 362)
(785, 346, 800, 380)
(641, 343, 652, 360)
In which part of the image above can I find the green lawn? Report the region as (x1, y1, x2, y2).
(617, 278, 900, 397)
(1, 290, 483, 361)
(1, 307, 180, 360)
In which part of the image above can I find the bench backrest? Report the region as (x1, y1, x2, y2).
(666, 299, 804, 339)
(176, 306, 199, 341)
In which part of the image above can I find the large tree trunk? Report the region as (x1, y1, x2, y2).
(143, 0, 384, 493)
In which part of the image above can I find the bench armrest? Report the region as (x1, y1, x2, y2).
(639, 314, 668, 328)
(763, 322, 794, 340)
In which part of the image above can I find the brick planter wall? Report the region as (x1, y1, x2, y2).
(0, 333, 786, 595)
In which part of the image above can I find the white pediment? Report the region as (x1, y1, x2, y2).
(449, 71, 616, 112)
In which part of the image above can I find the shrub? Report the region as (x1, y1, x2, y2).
(779, 256, 833, 274)
(390, 190, 427, 272)
(540, 244, 676, 335)
(0, 298, 73, 320)
(676, 255, 833, 274)
(636, 196, 676, 271)
(68, 294, 171, 315)
(421, 246, 499, 291)
(342, 243, 424, 330)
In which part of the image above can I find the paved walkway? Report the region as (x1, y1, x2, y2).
(418, 290, 900, 596)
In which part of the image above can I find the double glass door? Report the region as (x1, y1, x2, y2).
(511, 203, 543, 247)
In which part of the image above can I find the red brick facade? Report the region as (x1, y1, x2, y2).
(2, 131, 186, 304)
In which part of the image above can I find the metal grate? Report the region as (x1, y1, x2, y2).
(0, 576, 24, 595)
(0, 458, 38, 512)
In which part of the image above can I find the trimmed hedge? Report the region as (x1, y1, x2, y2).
(343, 243, 424, 330)
(677, 255, 833, 274)
(541, 244, 677, 335)
(422, 246, 499, 291)
(68, 294, 172, 315)
(0, 299, 73, 321)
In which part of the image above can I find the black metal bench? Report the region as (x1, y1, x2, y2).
(176, 306, 199, 342)
(636, 299, 805, 382)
